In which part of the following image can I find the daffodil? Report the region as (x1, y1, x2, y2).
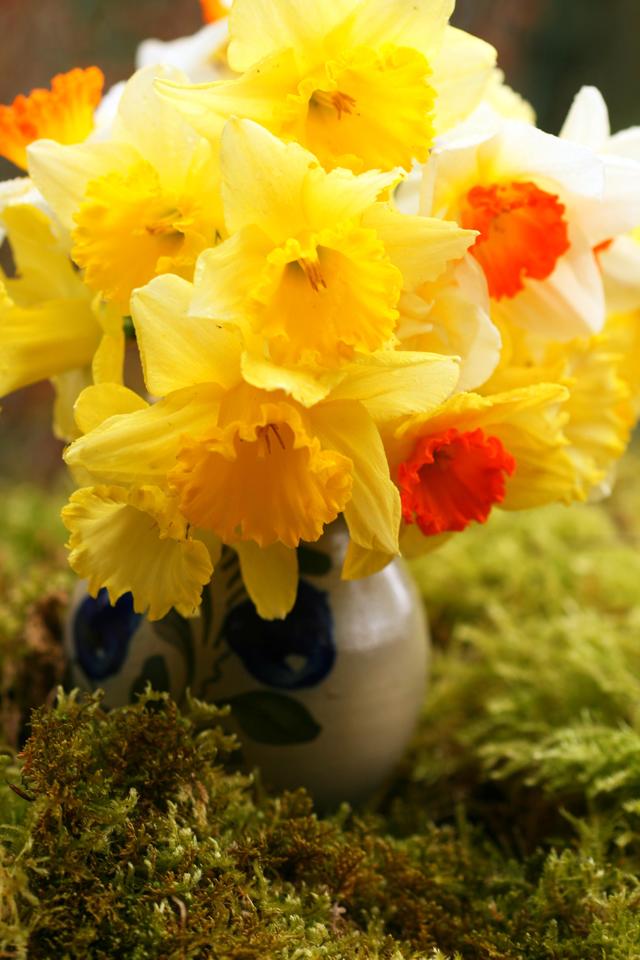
(62, 272, 459, 619)
(157, 0, 496, 173)
(0, 203, 123, 439)
(483, 313, 640, 503)
(386, 384, 574, 560)
(27, 66, 224, 312)
(191, 118, 475, 392)
(0, 67, 104, 171)
(419, 99, 640, 342)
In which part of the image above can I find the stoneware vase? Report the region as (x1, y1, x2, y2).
(64, 522, 429, 808)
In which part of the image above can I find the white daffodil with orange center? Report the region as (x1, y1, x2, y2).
(385, 384, 575, 561)
(156, 0, 496, 173)
(62, 274, 459, 620)
(419, 102, 640, 342)
(191, 119, 475, 389)
(27, 66, 224, 312)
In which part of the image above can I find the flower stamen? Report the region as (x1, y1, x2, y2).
(312, 90, 357, 120)
(299, 257, 327, 292)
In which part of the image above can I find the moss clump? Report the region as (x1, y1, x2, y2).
(3, 691, 640, 959)
(4, 458, 640, 955)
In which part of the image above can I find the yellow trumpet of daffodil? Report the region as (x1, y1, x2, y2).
(157, 0, 496, 173)
(62, 274, 460, 620)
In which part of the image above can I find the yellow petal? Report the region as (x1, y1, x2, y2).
(157, 51, 301, 147)
(63, 485, 213, 620)
(235, 540, 298, 620)
(74, 383, 148, 435)
(312, 400, 400, 554)
(28, 138, 138, 228)
(52, 368, 92, 442)
(328, 350, 459, 422)
(64, 384, 222, 485)
(220, 118, 318, 241)
(431, 28, 497, 134)
(192, 225, 271, 322)
(362, 202, 476, 290)
(227, 0, 357, 72)
(132, 274, 241, 396)
(2, 204, 83, 304)
(241, 351, 342, 407)
(341, 539, 393, 580)
(348, 0, 453, 58)
(92, 329, 125, 386)
(0, 291, 101, 396)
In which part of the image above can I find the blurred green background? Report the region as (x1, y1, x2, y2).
(0, 0, 638, 484)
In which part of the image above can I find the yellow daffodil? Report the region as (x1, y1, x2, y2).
(191, 119, 475, 389)
(62, 271, 459, 619)
(157, 0, 496, 173)
(27, 66, 224, 312)
(483, 313, 640, 502)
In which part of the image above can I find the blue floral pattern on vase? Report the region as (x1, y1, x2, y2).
(222, 580, 336, 689)
(73, 589, 143, 681)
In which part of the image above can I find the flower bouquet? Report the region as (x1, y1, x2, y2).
(2, 0, 640, 799)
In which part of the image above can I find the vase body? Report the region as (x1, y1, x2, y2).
(65, 523, 429, 807)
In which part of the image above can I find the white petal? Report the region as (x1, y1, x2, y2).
(136, 21, 230, 83)
(600, 236, 640, 314)
(497, 224, 605, 341)
(560, 86, 610, 151)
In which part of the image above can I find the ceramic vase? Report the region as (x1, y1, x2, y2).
(65, 522, 429, 808)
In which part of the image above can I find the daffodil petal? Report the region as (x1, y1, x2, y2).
(0, 293, 101, 396)
(132, 274, 242, 396)
(1, 204, 81, 303)
(74, 383, 148, 435)
(28, 138, 139, 229)
(328, 350, 459, 422)
(312, 400, 400, 554)
(192, 225, 270, 322)
(220, 119, 317, 240)
(227, 0, 357, 71)
(156, 51, 300, 146)
(63, 485, 213, 620)
(430, 28, 497, 134)
(241, 351, 342, 407)
(560, 86, 610, 151)
(52, 368, 92, 442)
(64, 384, 222, 485)
(348, 0, 453, 57)
(235, 539, 299, 620)
(362, 203, 476, 289)
(341, 539, 393, 580)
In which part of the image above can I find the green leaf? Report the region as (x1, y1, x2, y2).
(224, 691, 321, 745)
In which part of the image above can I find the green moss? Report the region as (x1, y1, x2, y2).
(4, 458, 640, 955)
